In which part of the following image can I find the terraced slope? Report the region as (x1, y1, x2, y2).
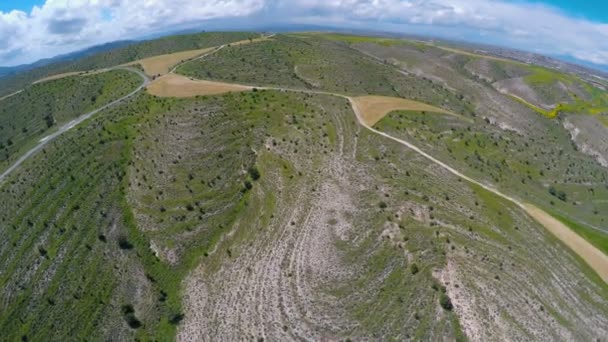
(1, 31, 608, 341)
(0, 69, 141, 172)
(0, 93, 183, 340)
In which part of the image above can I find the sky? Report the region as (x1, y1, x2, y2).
(1, 0, 608, 71)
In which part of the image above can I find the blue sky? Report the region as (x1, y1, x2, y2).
(528, 0, 608, 22)
(1, 0, 608, 71)
(0, 0, 43, 12)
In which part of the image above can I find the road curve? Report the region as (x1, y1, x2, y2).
(0, 67, 149, 184)
(346, 97, 608, 284)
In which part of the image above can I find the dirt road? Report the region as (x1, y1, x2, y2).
(0, 67, 149, 184)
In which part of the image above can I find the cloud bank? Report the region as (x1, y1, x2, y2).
(1, 0, 608, 68)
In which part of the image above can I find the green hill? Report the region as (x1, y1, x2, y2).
(1, 31, 608, 341)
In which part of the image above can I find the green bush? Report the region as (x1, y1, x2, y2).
(439, 293, 453, 311)
(117, 235, 133, 250)
(248, 166, 261, 180)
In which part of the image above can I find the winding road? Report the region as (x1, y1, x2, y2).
(0, 67, 150, 184)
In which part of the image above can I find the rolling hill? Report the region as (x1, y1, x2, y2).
(1, 30, 607, 341)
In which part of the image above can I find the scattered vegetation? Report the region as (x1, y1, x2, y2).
(0, 69, 140, 171)
(0, 32, 259, 97)
(1, 30, 607, 342)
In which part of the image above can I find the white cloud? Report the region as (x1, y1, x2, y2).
(277, 0, 608, 67)
(0, 0, 264, 65)
(1, 0, 608, 68)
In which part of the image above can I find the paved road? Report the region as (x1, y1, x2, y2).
(0, 67, 150, 183)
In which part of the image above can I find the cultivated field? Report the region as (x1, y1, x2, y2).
(351, 95, 459, 126)
(146, 74, 251, 97)
(128, 47, 215, 77)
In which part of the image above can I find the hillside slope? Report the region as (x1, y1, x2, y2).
(0, 32, 607, 341)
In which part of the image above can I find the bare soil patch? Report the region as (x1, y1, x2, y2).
(351, 95, 458, 126)
(127, 48, 215, 76)
(146, 74, 252, 98)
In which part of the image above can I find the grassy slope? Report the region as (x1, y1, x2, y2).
(344, 33, 608, 120)
(172, 33, 608, 340)
(0, 32, 259, 98)
(176, 35, 472, 115)
(0, 69, 141, 173)
(0, 93, 182, 340)
(375, 110, 608, 230)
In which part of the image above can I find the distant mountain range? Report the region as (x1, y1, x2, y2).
(0, 40, 135, 78)
(1, 22, 607, 80)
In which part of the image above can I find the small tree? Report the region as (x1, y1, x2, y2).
(410, 263, 419, 275)
(118, 235, 133, 250)
(248, 166, 261, 181)
(439, 293, 453, 311)
(169, 313, 185, 325)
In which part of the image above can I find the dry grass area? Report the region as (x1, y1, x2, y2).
(351, 95, 458, 126)
(523, 203, 608, 284)
(129, 36, 272, 77)
(146, 74, 251, 97)
(229, 35, 274, 46)
(129, 47, 215, 76)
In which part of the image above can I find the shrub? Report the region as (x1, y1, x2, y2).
(548, 186, 567, 202)
(439, 293, 453, 311)
(169, 313, 185, 325)
(410, 263, 419, 275)
(248, 166, 261, 181)
(125, 313, 142, 329)
(122, 304, 142, 329)
(118, 235, 133, 250)
(379, 201, 387, 209)
(121, 304, 134, 315)
(244, 181, 253, 190)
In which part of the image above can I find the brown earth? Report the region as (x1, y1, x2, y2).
(146, 74, 252, 97)
(523, 203, 608, 284)
(128, 47, 215, 76)
(350, 95, 460, 126)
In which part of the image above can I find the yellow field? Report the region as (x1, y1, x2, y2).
(351, 95, 458, 126)
(129, 35, 273, 77)
(129, 47, 215, 77)
(146, 74, 252, 97)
